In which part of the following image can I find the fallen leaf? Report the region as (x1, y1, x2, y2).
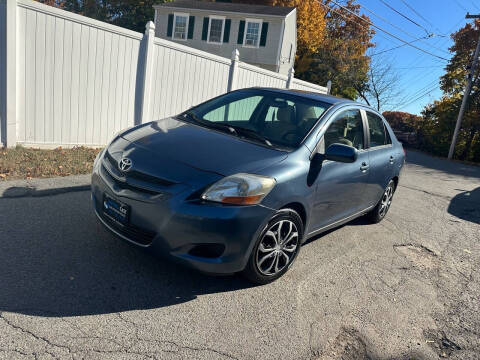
(0, 174, 6, 178)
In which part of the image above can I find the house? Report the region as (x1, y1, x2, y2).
(153, 0, 297, 75)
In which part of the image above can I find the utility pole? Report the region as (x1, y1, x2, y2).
(448, 13, 480, 159)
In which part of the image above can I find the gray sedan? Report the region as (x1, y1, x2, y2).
(91, 88, 405, 283)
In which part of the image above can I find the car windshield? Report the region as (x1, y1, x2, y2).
(182, 89, 331, 150)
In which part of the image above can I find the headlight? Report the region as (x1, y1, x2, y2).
(201, 173, 276, 205)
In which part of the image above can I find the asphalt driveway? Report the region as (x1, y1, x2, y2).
(0, 150, 479, 359)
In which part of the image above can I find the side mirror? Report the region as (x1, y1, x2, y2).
(324, 143, 358, 163)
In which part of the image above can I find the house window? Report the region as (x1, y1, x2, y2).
(208, 16, 225, 44)
(244, 19, 262, 47)
(173, 13, 189, 40)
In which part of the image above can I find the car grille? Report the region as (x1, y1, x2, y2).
(104, 151, 175, 187)
(99, 210, 156, 246)
(101, 151, 176, 195)
(101, 165, 159, 195)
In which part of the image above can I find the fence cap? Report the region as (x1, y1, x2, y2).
(145, 21, 156, 34)
(231, 49, 240, 61)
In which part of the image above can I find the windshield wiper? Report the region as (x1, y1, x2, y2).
(228, 126, 273, 147)
(183, 111, 237, 135)
(183, 112, 272, 147)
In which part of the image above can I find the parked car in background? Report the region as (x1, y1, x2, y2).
(91, 88, 405, 283)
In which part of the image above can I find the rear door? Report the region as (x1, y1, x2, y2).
(310, 108, 371, 231)
(363, 110, 396, 206)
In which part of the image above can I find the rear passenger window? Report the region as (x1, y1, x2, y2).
(366, 112, 390, 147)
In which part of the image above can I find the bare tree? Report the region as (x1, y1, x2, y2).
(356, 55, 402, 111)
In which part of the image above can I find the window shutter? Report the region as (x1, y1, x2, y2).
(202, 17, 209, 41)
(167, 14, 174, 37)
(237, 20, 245, 44)
(223, 19, 231, 43)
(260, 22, 269, 46)
(188, 16, 195, 39)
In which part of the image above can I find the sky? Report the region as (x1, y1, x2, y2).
(351, 0, 480, 114)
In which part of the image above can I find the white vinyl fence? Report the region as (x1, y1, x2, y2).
(0, 0, 329, 147)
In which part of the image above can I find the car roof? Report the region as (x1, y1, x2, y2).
(247, 87, 358, 107)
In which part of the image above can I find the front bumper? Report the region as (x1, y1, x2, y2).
(91, 165, 275, 274)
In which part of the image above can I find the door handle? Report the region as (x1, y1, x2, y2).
(360, 162, 369, 172)
(389, 156, 395, 164)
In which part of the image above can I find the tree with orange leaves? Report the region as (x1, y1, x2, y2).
(230, 0, 374, 99)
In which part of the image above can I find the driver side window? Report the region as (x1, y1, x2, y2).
(317, 109, 364, 154)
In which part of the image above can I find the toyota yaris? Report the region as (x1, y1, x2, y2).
(91, 88, 405, 284)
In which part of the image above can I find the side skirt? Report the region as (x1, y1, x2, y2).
(304, 205, 375, 240)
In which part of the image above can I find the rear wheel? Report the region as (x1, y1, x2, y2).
(243, 209, 303, 284)
(367, 180, 395, 223)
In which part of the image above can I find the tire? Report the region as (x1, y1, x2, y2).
(367, 179, 396, 224)
(242, 209, 303, 285)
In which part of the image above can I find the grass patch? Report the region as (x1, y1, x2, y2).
(0, 145, 102, 181)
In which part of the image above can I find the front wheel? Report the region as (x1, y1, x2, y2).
(367, 179, 396, 223)
(242, 209, 303, 284)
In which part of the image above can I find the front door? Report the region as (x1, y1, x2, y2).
(310, 108, 371, 231)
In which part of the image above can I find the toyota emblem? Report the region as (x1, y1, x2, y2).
(118, 158, 133, 172)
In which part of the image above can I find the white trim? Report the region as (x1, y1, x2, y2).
(207, 15, 226, 45)
(276, 18, 285, 71)
(242, 18, 263, 48)
(172, 12, 190, 41)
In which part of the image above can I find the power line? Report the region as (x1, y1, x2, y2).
(370, 36, 428, 56)
(324, 0, 404, 46)
(394, 65, 445, 69)
(396, 84, 440, 110)
(468, 0, 480, 12)
(357, 2, 450, 55)
(377, 0, 432, 36)
(401, 16, 466, 71)
(398, 0, 439, 32)
(323, 0, 449, 61)
(453, 0, 468, 12)
(398, 78, 440, 104)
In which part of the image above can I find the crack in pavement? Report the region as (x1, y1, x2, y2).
(398, 184, 452, 200)
(1, 311, 239, 359)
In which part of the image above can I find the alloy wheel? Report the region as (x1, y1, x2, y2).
(379, 183, 394, 218)
(256, 220, 299, 276)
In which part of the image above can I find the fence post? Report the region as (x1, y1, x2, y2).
(139, 21, 156, 124)
(327, 80, 332, 94)
(286, 67, 294, 89)
(2, 0, 16, 147)
(227, 49, 240, 92)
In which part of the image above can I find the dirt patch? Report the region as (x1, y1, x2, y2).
(0, 146, 101, 180)
(320, 327, 371, 360)
(394, 243, 439, 270)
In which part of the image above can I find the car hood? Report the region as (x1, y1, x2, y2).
(121, 117, 287, 177)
